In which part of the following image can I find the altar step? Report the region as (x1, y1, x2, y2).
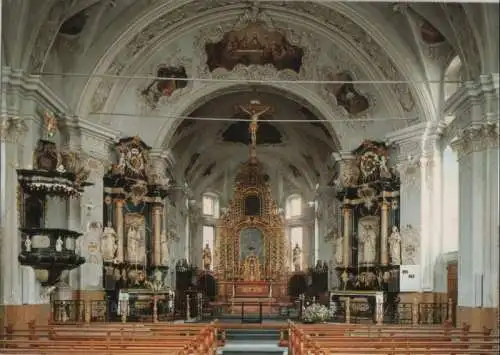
(219, 329, 287, 355)
(226, 329, 280, 341)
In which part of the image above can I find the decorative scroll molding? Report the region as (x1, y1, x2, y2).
(451, 122, 499, 160)
(400, 224, 420, 265)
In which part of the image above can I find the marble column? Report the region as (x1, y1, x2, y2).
(342, 207, 352, 268)
(115, 199, 125, 262)
(152, 205, 162, 266)
(380, 201, 390, 265)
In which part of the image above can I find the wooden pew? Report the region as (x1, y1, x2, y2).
(0, 321, 217, 355)
(289, 321, 499, 355)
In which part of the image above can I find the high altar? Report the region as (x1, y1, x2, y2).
(214, 102, 287, 301)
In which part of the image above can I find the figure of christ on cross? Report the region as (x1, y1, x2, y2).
(238, 100, 271, 150)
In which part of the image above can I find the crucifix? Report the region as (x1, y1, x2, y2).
(238, 100, 272, 156)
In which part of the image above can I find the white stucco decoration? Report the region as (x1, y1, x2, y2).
(79, 1, 427, 133)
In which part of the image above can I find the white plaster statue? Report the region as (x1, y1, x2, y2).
(55, 237, 63, 252)
(100, 224, 118, 262)
(76, 223, 104, 288)
(25, 236, 32, 252)
(292, 243, 302, 271)
(388, 226, 402, 265)
(361, 224, 377, 263)
(160, 230, 169, 266)
(334, 236, 343, 265)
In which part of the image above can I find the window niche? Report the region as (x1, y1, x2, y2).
(286, 195, 302, 219)
(202, 193, 219, 218)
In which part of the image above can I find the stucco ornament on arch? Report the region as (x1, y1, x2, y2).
(278, 1, 416, 114)
(136, 46, 193, 112)
(191, 5, 321, 81)
(86, 1, 418, 119)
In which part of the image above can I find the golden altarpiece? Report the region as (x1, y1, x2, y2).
(214, 104, 287, 300)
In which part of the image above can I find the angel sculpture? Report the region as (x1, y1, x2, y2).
(44, 111, 58, 138)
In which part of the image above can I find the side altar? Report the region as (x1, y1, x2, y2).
(213, 100, 288, 303)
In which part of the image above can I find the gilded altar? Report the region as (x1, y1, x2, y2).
(215, 155, 287, 299)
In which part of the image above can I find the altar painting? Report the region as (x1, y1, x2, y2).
(125, 213, 147, 265)
(239, 227, 264, 263)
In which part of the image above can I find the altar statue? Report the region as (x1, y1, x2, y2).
(242, 254, 261, 281)
(202, 243, 212, 270)
(101, 223, 117, 262)
(292, 243, 302, 271)
(160, 230, 169, 266)
(388, 226, 402, 265)
(361, 224, 377, 263)
(334, 236, 343, 265)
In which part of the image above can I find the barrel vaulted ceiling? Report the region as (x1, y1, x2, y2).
(2, 0, 498, 194)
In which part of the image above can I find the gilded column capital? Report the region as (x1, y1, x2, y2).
(451, 122, 499, 160)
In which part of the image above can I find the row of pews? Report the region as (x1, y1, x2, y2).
(0, 321, 217, 354)
(1, 320, 498, 355)
(289, 321, 499, 354)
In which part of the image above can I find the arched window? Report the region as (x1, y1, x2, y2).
(444, 55, 463, 102)
(286, 195, 302, 219)
(442, 145, 459, 252)
(202, 193, 219, 218)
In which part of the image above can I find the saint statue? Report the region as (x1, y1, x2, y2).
(239, 100, 271, 148)
(101, 223, 117, 262)
(127, 226, 140, 263)
(388, 226, 402, 265)
(55, 237, 63, 252)
(202, 243, 212, 270)
(292, 243, 302, 272)
(361, 224, 377, 263)
(25, 236, 32, 252)
(334, 236, 343, 265)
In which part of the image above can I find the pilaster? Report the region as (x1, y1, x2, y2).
(71, 118, 118, 294)
(0, 117, 28, 305)
(448, 73, 499, 330)
(386, 122, 442, 292)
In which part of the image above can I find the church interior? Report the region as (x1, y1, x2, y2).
(0, 1, 499, 354)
